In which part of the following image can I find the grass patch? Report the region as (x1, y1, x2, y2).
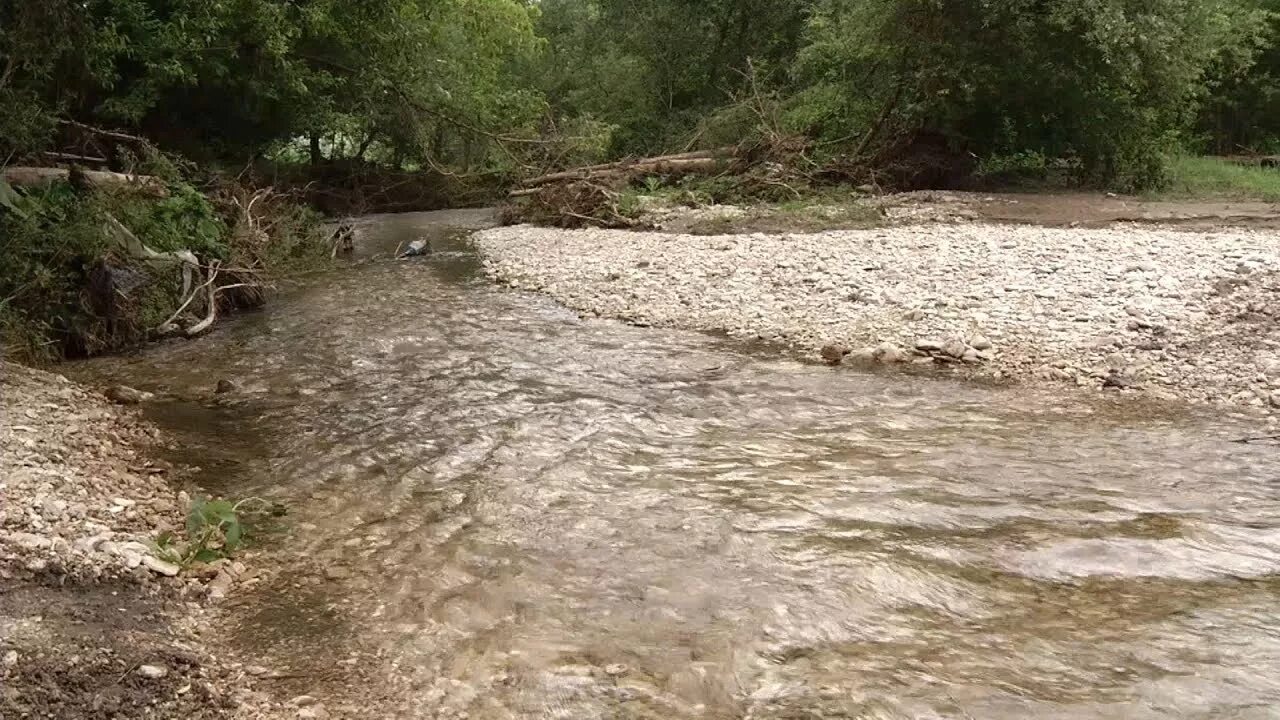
(1156, 156, 1280, 202)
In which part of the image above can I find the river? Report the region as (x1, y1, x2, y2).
(77, 210, 1280, 719)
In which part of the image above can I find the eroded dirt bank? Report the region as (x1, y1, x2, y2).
(477, 219, 1280, 415)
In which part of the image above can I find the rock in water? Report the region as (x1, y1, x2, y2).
(820, 344, 850, 365)
(215, 379, 239, 394)
(105, 385, 153, 405)
(398, 239, 430, 258)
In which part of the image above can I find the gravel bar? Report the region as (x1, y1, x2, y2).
(477, 223, 1280, 410)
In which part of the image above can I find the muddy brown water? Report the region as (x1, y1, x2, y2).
(75, 210, 1280, 719)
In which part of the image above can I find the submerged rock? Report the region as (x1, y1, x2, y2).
(105, 385, 153, 405)
(820, 344, 850, 365)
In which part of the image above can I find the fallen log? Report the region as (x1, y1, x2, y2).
(56, 119, 150, 147)
(3, 166, 168, 197)
(520, 147, 737, 188)
(511, 158, 730, 198)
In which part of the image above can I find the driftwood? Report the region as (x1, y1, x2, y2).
(517, 147, 738, 192)
(41, 151, 110, 166)
(56, 119, 150, 147)
(3, 166, 169, 197)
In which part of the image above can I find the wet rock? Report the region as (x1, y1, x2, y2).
(819, 344, 850, 366)
(914, 338, 945, 353)
(137, 664, 169, 679)
(875, 343, 906, 364)
(969, 335, 992, 351)
(605, 663, 630, 677)
(290, 695, 319, 707)
(398, 239, 430, 258)
(961, 348, 982, 363)
(1103, 371, 1138, 390)
(942, 339, 968, 359)
(215, 379, 239, 394)
(105, 385, 153, 405)
(298, 705, 330, 719)
(847, 347, 878, 366)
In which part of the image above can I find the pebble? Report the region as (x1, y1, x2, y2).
(137, 664, 169, 679)
(143, 555, 181, 577)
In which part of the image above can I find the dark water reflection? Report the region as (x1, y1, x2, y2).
(77, 210, 1280, 719)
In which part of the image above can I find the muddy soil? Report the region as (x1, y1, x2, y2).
(0, 579, 236, 719)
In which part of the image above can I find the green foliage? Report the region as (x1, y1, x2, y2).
(0, 182, 124, 360)
(535, 0, 1277, 191)
(1, 0, 543, 171)
(153, 496, 282, 567)
(109, 184, 228, 259)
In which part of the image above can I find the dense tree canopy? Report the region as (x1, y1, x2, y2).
(2, 0, 1278, 188)
(0, 0, 541, 167)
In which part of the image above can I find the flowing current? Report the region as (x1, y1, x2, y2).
(80, 211, 1280, 719)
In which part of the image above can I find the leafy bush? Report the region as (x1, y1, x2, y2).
(153, 496, 284, 567)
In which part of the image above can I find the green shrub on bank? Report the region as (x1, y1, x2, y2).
(0, 178, 326, 363)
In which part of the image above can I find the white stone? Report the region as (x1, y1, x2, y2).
(142, 555, 181, 577)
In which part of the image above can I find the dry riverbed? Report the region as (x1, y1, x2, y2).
(0, 363, 307, 719)
(477, 218, 1280, 414)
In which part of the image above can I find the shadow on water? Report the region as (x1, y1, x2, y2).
(71, 209, 1280, 719)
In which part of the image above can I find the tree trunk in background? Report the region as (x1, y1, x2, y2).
(310, 134, 322, 165)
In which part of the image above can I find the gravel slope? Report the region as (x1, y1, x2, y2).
(0, 362, 297, 719)
(477, 223, 1280, 410)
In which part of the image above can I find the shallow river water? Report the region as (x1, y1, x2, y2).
(80, 211, 1280, 719)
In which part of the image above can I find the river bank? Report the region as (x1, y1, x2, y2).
(0, 362, 306, 719)
(20, 209, 1280, 718)
(477, 216, 1280, 414)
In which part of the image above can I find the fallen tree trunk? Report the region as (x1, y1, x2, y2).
(3, 166, 168, 197)
(519, 147, 737, 189)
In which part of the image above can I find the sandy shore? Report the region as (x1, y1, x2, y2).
(477, 222, 1280, 412)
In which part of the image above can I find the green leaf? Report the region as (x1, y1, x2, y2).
(224, 520, 243, 551)
(192, 548, 223, 564)
(0, 178, 28, 219)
